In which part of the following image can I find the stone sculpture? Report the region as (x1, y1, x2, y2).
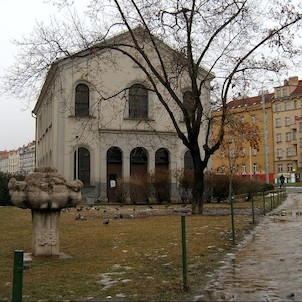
(8, 167, 83, 257)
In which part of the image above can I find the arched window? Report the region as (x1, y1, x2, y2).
(130, 147, 148, 164)
(74, 147, 90, 185)
(129, 84, 148, 118)
(107, 147, 122, 163)
(155, 148, 169, 165)
(184, 150, 194, 171)
(183, 91, 195, 119)
(75, 84, 89, 116)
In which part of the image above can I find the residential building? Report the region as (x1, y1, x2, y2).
(212, 76, 302, 184)
(32, 28, 212, 202)
(212, 92, 275, 182)
(0, 151, 9, 173)
(272, 76, 302, 183)
(8, 149, 20, 174)
(19, 141, 36, 174)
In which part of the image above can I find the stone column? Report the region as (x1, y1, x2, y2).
(31, 210, 60, 257)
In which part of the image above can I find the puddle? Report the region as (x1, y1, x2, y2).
(195, 193, 302, 301)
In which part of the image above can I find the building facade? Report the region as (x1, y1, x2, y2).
(272, 76, 302, 183)
(212, 76, 302, 184)
(32, 29, 212, 202)
(212, 93, 275, 182)
(19, 141, 36, 174)
(0, 141, 35, 175)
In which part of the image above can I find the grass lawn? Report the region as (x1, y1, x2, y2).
(0, 200, 281, 301)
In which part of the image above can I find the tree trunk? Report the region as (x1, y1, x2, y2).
(192, 159, 205, 215)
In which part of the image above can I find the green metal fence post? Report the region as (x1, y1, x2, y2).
(230, 193, 236, 245)
(181, 214, 188, 291)
(251, 194, 255, 224)
(12, 250, 24, 302)
(262, 190, 266, 215)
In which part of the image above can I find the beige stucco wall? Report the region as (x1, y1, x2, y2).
(34, 37, 211, 201)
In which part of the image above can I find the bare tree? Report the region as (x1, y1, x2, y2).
(2, 0, 302, 213)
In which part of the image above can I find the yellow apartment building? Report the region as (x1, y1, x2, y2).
(212, 76, 302, 184)
(272, 76, 302, 183)
(212, 92, 275, 182)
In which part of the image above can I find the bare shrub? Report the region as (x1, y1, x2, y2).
(150, 169, 171, 204)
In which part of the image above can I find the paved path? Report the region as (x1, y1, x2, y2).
(194, 190, 302, 301)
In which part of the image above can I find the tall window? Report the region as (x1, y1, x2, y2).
(155, 148, 169, 165)
(286, 132, 291, 142)
(253, 163, 257, 172)
(184, 150, 194, 171)
(75, 84, 89, 116)
(276, 118, 281, 127)
(287, 163, 293, 172)
(285, 117, 291, 126)
(74, 147, 90, 185)
(183, 91, 195, 120)
(129, 84, 148, 118)
(278, 164, 283, 173)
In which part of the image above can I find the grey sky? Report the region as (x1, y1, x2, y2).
(0, 1, 59, 150)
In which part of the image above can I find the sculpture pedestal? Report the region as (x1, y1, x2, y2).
(31, 210, 60, 257)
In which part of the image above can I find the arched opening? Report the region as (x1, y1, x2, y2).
(107, 147, 123, 203)
(184, 150, 194, 171)
(74, 147, 90, 185)
(155, 148, 170, 202)
(130, 147, 148, 202)
(75, 84, 89, 116)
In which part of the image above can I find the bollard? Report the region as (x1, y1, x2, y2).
(262, 190, 266, 215)
(181, 214, 188, 291)
(230, 194, 235, 245)
(251, 194, 255, 224)
(12, 250, 24, 302)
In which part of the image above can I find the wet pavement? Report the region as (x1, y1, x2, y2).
(194, 189, 302, 301)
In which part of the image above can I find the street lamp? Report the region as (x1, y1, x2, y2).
(262, 91, 269, 183)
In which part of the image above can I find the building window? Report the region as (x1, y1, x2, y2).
(278, 164, 283, 173)
(253, 163, 257, 172)
(74, 147, 90, 185)
(276, 118, 281, 127)
(242, 148, 246, 157)
(283, 88, 288, 97)
(242, 163, 246, 173)
(107, 147, 122, 163)
(276, 133, 282, 142)
(285, 117, 291, 126)
(286, 132, 291, 142)
(183, 91, 195, 120)
(293, 130, 297, 140)
(277, 148, 283, 158)
(75, 84, 89, 116)
(251, 115, 256, 124)
(275, 103, 281, 112)
(252, 148, 257, 156)
(287, 164, 293, 172)
(155, 148, 169, 165)
(129, 84, 148, 118)
(285, 101, 290, 110)
(184, 150, 194, 171)
(286, 148, 292, 157)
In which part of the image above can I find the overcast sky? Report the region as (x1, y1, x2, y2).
(1, 1, 302, 151)
(0, 1, 59, 150)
